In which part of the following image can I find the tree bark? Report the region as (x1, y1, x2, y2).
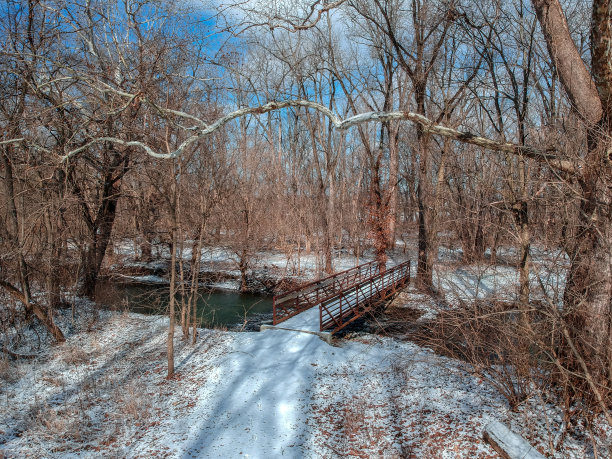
(1, 151, 32, 306)
(72, 151, 128, 298)
(43, 207, 63, 310)
(387, 122, 400, 249)
(1, 151, 64, 342)
(167, 163, 178, 378)
(167, 225, 176, 378)
(0, 280, 65, 342)
(531, 0, 602, 124)
(531, 0, 612, 391)
(563, 136, 612, 383)
(416, 128, 435, 288)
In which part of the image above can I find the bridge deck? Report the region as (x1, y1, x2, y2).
(320, 261, 410, 332)
(272, 260, 410, 334)
(272, 260, 380, 325)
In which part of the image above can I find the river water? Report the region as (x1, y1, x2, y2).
(95, 280, 273, 329)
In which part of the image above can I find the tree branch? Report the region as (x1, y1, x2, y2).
(57, 99, 575, 174)
(0, 138, 25, 146)
(0, 91, 573, 174)
(0, 279, 65, 342)
(235, 0, 348, 33)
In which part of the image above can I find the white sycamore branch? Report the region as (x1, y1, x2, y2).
(3, 99, 576, 174)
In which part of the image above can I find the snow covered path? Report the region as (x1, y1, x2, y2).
(134, 325, 497, 458)
(174, 328, 328, 458)
(273, 304, 321, 333)
(2, 310, 607, 458)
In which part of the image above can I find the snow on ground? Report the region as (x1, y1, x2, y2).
(280, 305, 323, 333)
(388, 287, 444, 323)
(111, 237, 384, 289)
(2, 244, 608, 457)
(208, 280, 243, 291)
(1, 305, 609, 458)
(433, 256, 566, 306)
(113, 274, 168, 284)
(111, 237, 567, 311)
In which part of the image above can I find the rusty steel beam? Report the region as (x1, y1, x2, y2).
(319, 261, 411, 333)
(272, 260, 380, 325)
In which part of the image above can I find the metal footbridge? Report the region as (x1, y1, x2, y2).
(272, 260, 411, 334)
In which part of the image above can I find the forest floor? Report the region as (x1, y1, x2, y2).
(0, 246, 610, 458)
(1, 305, 610, 457)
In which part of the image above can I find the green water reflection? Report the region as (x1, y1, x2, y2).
(96, 281, 273, 328)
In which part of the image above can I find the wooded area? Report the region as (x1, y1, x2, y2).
(1, 0, 611, 441)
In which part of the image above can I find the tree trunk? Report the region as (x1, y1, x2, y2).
(531, 0, 602, 123)
(1, 151, 32, 305)
(1, 151, 64, 341)
(515, 200, 531, 308)
(167, 164, 178, 378)
(387, 122, 400, 249)
(416, 132, 434, 288)
(0, 279, 65, 343)
(190, 216, 205, 345)
(42, 168, 69, 311)
(530, 0, 612, 394)
(563, 133, 612, 386)
(178, 237, 189, 340)
(78, 192, 119, 298)
(44, 208, 63, 310)
(167, 224, 177, 378)
(239, 249, 249, 293)
(74, 154, 126, 298)
(370, 165, 389, 271)
(321, 183, 334, 274)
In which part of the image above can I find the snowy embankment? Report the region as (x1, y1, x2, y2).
(111, 240, 567, 307)
(1, 306, 607, 458)
(110, 240, 385, 294)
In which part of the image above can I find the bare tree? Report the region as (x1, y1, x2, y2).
(528, 0, 612, 411)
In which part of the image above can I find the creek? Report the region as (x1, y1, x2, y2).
(95, 280, 273, 329)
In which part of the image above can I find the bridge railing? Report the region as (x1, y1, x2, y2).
(319, 260, 411, 332)
(272, 260, 380, 325)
